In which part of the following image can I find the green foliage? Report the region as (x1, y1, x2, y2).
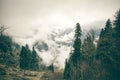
(64, 10, 120, 80)
(1, 9, 120, 80)
(97, 19, 113, 57)
(113, 9, 120, 80)
(82, 30, 96, 58)
(114, 9, 120, 33)
(0, 35, 12, 52)
(64, 23, 82, 80)
(19, 44, 44, 71)
(19, 44, 32, 70)
(0, 26, 20, 67)
(0, 67, 7, 75)
(63, 59, 70, 80)
(48, 63, 54, 73)
(30, 46, 40, 71)
(80, 31, 96, 80)
(71, 23, 82, 64)
(95, 19, 115, 80)
(94, 16, 120, 80)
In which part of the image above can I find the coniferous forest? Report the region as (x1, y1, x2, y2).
(0, 9, 120, 80)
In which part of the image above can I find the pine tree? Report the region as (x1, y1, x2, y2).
(64, 23, 82, 80)
(63, 59, 70, 80)
(113, 9, 120, 80)
(71, 23, 82, 64)
(51, 64, 54, 72)
(19, 44, 32, 70)
(25, 44, 32, 69)
(81, 30, 96, 80)
(82, 30, 96, 59)
(31, 46, 39, 71)
(47, 63, 54, 73)
(19, 46, 27, 70)
(96, 19, 115, 80)
(97, 19, 113, 58)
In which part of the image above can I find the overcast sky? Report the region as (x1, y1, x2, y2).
(0, 0, 120, 39)
(0, 0, 120, 68)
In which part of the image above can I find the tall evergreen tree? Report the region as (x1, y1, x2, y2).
(31, 46, 39, 71)
(82, 30, 96, 58)
(48, 63, 54, 72)
(25, 44, 32, 69)
(96, 19, 115, 80)
(71, 23, 82, 64)
(63, 59, 70, 80)
(113, 9, 120, 80)
(81, 31, 96, 80)
(97, 19, 113, 58)
(64, 23, 82, 80)
(19, 44, 32, 70)
(19, 46, 28, 70)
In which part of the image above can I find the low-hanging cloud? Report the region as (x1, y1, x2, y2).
(1, 0, 119, 68)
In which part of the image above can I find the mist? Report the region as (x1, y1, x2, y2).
(0, 0, 120, 68)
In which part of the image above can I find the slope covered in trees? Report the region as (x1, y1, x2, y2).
(0, 9, 120, 80)
(64, 9, 120, 80)
(0, 26, 45, 79)
(64, 23, 82, 80)
(0, 26, 20, 67)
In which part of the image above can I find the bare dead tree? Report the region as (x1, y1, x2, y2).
(0, 25, 8, 36)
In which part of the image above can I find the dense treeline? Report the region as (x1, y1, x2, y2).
(0, 26, 55, 73)
(19, 44, 42, 71)
(64, 9, 120, 80)
(0, 9, 120, 80)
(0, 26, 20, 67)
(0, 26, 44, 71)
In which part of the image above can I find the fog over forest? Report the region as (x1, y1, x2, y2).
(0, 0, 120, 68)
(0, 0, 120, 80)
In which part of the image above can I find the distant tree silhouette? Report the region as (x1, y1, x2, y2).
(64, 23, 82, 80)
(0, 25, 19, 67)
(113, 9, 120, 80)
(82, 30, 96, 59)
(30, 46, 40, 71)
(19, 44, 32, 70)
(48, 63, 54, 73)
(70, 23, 82, 65)
(0, 25, 7, 36)
(96, 19, 114, 80)
(97, 19, 113, 59)
(63, 59, 70, 80)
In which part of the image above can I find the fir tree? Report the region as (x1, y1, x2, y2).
(96, 19, 115, 80)
(64, 23, 82, 80)
(63, 59, 70, 80)
(71, 23, 82, 64)
(97, 19, 113, 58)
(113, 9, 120, 80)
(82, 30, 96, 59)
(48, 63, 54, 72)
(19, 46, 28, 70)
(19, 44, 32, 70)
(31, 46, 39, 71)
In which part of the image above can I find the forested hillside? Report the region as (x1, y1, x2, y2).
(0, 9, 120, 80)
(63, 9, 120, 80)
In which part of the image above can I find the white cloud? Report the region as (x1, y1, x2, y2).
(56, 46, 70, 68)
(0, 0, 119, 68)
